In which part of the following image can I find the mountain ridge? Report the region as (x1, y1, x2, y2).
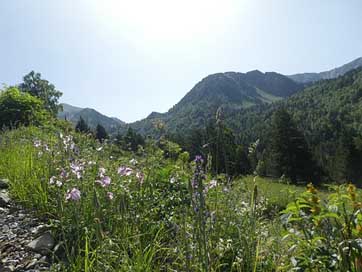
(59, 57, 362, 135)
(58, 103, 126, 133)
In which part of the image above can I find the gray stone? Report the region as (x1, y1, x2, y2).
(26, 232, 55, 255)
(0, 191, 10, 207)
(0, 178, 9, 189)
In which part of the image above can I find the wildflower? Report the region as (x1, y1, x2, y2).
(347, 183, 357, 201)
(33, 140, 42, 148)
(60, 169, 68, 179)
(107, 192, 114, 200)
(170, 177, 176, 184)
(96, 176, 111, 187)
(66, 188, 81, 201)
(353, 202, 362, 209)
(117, 166, 133, 176)
(88, 161, 96, 165)
(43, 144, 50, 152)
(209, 179, 217, 189)
(129, 158, 138, 165)
(56, 180, 63, 187)
(306, 183, 317, 194)
(49, 176, 56, 185)
(136, 172, 144, 184)
(194, 155, 204, 164)
(63, 135, 73, 149)
(70, 162, 84, 179)
(98, 167, 106, 177)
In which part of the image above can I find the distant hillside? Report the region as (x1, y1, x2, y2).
(288, 57, 362, 83)
(58, 103, 125, 133)
(130, 70, 303, 135)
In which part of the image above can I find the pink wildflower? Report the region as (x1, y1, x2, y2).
(96, 176, 111, 187)
(66, 188, 81, 201)
(117, 166, 133, 176)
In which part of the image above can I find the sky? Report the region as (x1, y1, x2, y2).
(0, 0, 361, 122)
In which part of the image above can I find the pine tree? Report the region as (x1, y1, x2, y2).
(75, 116, 90, 133)
(268, 108, 314, 182)
(95, 124, 108, 142)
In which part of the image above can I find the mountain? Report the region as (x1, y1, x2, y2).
(129, 70, 303, 135)
(58, 103, 125, 133)
(288, 57, 362, 84)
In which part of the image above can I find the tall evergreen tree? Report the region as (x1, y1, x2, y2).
(268, 108, 314, 182)
(123, 128, 145, 152)
(95, 124, 108, 142)
(75, 116, 90, 133)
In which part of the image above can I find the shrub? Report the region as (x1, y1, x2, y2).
(0, 87, 49, 128)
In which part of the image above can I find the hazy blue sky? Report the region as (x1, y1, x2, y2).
(1, 0, 361, 122)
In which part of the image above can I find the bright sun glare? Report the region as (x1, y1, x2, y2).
(91, 0, 237, 44)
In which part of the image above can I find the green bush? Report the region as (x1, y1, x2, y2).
(0, 87, 50, 128)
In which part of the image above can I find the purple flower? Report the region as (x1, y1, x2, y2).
(194, 155, 204, 164)
(66, 188, 81, 201)
(70, 162, 84, 179)
(117, 166, 133, 176)
(107, 192, 114, 200)
(60, 169, 68, 179)
(96, 176, 111, 187)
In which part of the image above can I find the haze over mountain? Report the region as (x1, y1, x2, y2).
(128, 57, 362, 136)
(58, 103, 125, 133)
(59, 57, 362, 136)
(288, 57, 362, 84)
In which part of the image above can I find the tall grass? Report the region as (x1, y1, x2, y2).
(3, 126, 357, 271)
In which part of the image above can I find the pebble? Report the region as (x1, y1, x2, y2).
(0, 178, 9, 189)
(0, 188, 52, 271)
(0, 191, 10, 207)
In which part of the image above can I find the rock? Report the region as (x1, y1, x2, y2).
(26, 232, 55, 255)
(0, 191, 10, 207)
(0, 178, 9, 189)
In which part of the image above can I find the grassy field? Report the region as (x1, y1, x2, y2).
(1, 126, 361, 271)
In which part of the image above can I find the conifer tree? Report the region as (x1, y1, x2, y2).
(75, 116, 90, 133)
(269, 108, 314, 182)
(95, 124, 108, 142)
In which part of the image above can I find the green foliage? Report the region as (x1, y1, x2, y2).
(95, 124, 108, 142)
(267, 108, 315, 182)
(19, 71, 63, 116)
(0, 126, 287, 271)
(226, 68, 362, 183)
(75, 116, 90, 134)
(116, 127, 145, 152)
(0, 87, 49, 128)
(281, 183, 362, 271)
